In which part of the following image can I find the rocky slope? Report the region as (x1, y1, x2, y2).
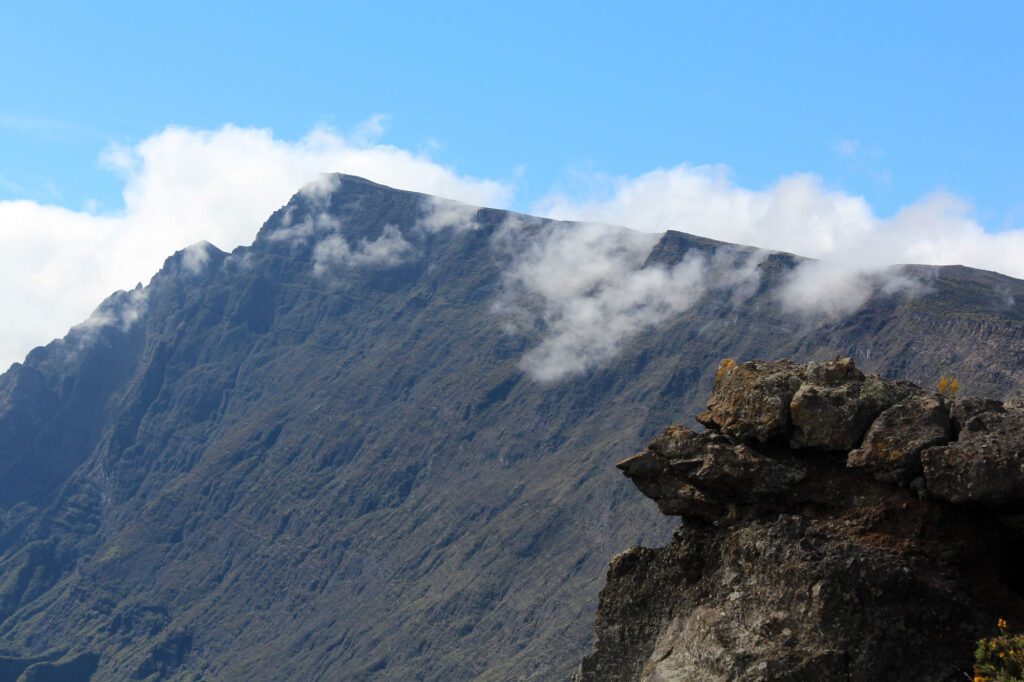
(577, 357, 1024, 681)
(1, 176, 1024, 680)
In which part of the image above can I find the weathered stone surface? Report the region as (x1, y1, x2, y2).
(789, 367, 919, 451)
(577, 507, 1001, 682)
(698, 356, 922, 452)
(949, 396, 1005, 435)
(697, 359, 805, 443)
(617, 426, 804, 521)
(847, 395, 951, 484)
(579, 357, 1024, 681)
(922, 410, 1024, 506)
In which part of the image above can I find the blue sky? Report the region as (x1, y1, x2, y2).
(1, 2, 1024, 368)
(2, 2, 1022, 223)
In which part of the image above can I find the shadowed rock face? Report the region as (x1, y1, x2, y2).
(923, 409, 1024, 506)
(578, 357, 1024, 681)
(3, 177, 1024, 680)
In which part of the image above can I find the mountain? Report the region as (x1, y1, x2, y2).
(577, 357, 1024, 680)
(0, 175, 1023, 680)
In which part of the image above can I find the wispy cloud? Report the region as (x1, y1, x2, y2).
(493, 219, 765, 381)
(833, 138, 861, 157)
(313, 225, 414, 275)
(534, 165, 1024, 317)
(417, 196, 482, 233)
(0, 123, 512, 369)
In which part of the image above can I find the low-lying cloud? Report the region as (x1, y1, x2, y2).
(417, 196, 482, 233)
(313, 225, 414, 275)
(535, 166, 1024, 317)
(494, 219, 766, 382)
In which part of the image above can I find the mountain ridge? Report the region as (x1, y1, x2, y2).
(0, 175, 1023, 679)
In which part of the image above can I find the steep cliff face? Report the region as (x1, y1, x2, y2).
(577, 358, 1024, 681)
(3, 176, 1024, 680)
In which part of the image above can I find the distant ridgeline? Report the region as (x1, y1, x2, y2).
(578, 357, 1024, 681)
(1, 176, 1024, 680)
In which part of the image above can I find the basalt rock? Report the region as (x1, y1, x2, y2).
(578, 357, 1024, 681)
(697, 357, 921, 452)
(922, 408, 1024, 507)
(788, 373, 920, 451)
(697, 359, 805, 444)
(949, 396, 1005, 435)
(847, 394, 951, 484)
(616, 426, 805, 521)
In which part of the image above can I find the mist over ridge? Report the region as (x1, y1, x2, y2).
(1, 175, 1023, 679)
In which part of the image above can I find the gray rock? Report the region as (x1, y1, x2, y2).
(922, 409, 1024, 506)
(949, 397, 1005, 435)
(617, 426, 804, 521)
(581, 356, 1024, 681)
(789, 369, 919, 452)
(847, 395, 951, 484)
(577, 511, 996, 682)
(697, 359, 805, 443)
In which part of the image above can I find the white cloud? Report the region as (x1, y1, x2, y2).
(534, 165, 1024, 316)
(0, 123, 512, 369)
(181, 241, 216, 274)
(54, 286, 150, 364)
(416, 196, 482, 233)
(834, 138, 861, 157)
(312, 225, 414, 275)
(493, 220, 764, 382)
(3, 128, 1023, 379)
(776, 261, 922, 318)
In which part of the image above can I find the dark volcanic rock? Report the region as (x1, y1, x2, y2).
(847, 394, 951, 484)
(617, 426, 805, 520)
(697, 356, 922, 452)
(949, 396, 1005, 435)
(923, 409, 1024, 507)
(697, 359, 805, 443)
(788, 361, 920, 451)
(579, 357, 1024, 681)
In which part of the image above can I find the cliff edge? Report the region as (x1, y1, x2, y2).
(577, 357, 1024, 681)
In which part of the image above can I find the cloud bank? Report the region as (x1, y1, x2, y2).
(493, 219, 765, 382)
(2, 127, 1022, 378)
(535, 166, 1024, 317)
(0, 124, 510, 369)
(534, 166, 1007, 268)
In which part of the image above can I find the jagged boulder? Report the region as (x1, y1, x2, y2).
(788, 360, 920, 451)
(697, 356, 920, 452)
(617, 426, 805, 520)
(697, 359, 805, 443)
(923, 408, 1024, 507)
(949, 396, 1005, 435)
(847, 394, 951, 484)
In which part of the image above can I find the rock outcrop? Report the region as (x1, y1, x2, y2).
(578, 357, 1024, 681)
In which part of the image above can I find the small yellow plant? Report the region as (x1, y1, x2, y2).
(938, 375, 960, 397)
(716, 358, 737, 382)
(975, 618, 1024, 681)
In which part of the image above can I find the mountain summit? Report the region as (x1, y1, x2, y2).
(1, 175, 1023, 680)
